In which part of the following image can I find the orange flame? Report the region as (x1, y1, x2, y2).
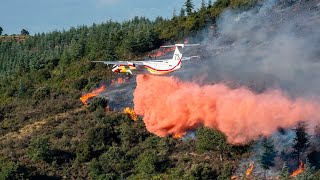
(80, 85, 106, 106)
(172, 132, 186, 139)
(111, 77, 126, 86)
(290, 161, 304, 177)
(123, 107, 138, 121)
(231, 176, 238, 180)
(245, 162, 254, 177)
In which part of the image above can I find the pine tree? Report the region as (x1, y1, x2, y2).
(196, 127, 230, 161)
(180, 8, 186, 17)
(21, 29, 30, 36)
(201, 0, 206, 10)
(184, 0, 194, 16)
(279, 162, 290, 180)
(173, 8, 177, 18)
(208, 0, 212, 8)
(293, 122, 310, 165)
(259, 138, 277, 178)
(0, 26, 3, 35)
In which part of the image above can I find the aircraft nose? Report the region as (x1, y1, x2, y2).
(112, 66, 120, 73)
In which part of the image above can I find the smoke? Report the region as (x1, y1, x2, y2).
(195, 0, 320, 96)
(133, 0, 320, 144)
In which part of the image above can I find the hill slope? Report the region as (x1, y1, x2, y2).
(1, 0, 320, 179)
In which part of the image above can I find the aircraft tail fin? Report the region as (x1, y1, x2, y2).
(161, 44, 200, 62)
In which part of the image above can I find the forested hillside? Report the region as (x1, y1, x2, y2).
(0, 0, 257, 136)
(1, 0, 320, 179)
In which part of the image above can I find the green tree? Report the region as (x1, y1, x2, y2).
(0, 27, 3, 35)
(187, 163, 218, 179)
(69, 38, 85, 60)
(208, 0, 212, 8)
(218, 163, 232, 180)
(230, 0, 258, 10)
(76, 140, 92, 163)
(89, 146, 128, 179)
(279, 162, 290, 180)
(180, 8, 186, 17)
(259, 138, 277, 178)
(27, 137, 51, 161)
(88, 97, 108, 112)
(21, 29, 29, 36)
(184, 0, 194, 16)
(0, 161, 22, 180)
(135, 150, 157, 175)
(33, 86, 51, 100)
(293, 122, 310, 165)
(173, 8, 177, 18)
(196, 127, 230, 161)
(201, 0, 207, 9)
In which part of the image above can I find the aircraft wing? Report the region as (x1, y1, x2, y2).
(92, 61, 145, 66)
(182, 56, 200, 61)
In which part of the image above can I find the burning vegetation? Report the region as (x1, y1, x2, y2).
(123, 107, 138, 121)
(0, 0, 319, 179)
(172, 132, 187, 139)
(111, 77, 127, 86)
(290, 161, 304, 177)
(245, 162, 255, 177)
(80, 85, 106, 106)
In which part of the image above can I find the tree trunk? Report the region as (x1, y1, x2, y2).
(219, 153, 223, 162)
(298, 150, 300, 166)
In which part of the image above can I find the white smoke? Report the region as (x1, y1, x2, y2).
(180, 0, 320, 98)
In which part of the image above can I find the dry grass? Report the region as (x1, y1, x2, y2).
(0, 35, 29, 42)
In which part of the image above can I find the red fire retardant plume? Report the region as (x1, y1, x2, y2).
(133, 75, 320, 144)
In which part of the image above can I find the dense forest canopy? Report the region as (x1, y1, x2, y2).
(0, 0, 246, 101)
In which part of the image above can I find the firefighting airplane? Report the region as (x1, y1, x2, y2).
(92, 44, 200, 75)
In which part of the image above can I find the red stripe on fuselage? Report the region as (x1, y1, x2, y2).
(143, 58, 182, 72)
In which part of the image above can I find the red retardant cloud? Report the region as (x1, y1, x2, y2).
(134, 75, 320, 144)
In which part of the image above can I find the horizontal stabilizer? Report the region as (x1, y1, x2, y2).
(161, 44, 200, 48)
(182, 56, 201, 61)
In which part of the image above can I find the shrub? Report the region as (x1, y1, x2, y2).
(135, 150, 158, 174)
(186, 163, 218, 180)
(73, 78, 88, 90)
(33, 86, 51, 100)
(27, 137, 51, 161)
(196, 127, 230, 153)
(88, 97, 108, 112)
(0, 158, 25, 180)
(76, 140, 92, 163)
